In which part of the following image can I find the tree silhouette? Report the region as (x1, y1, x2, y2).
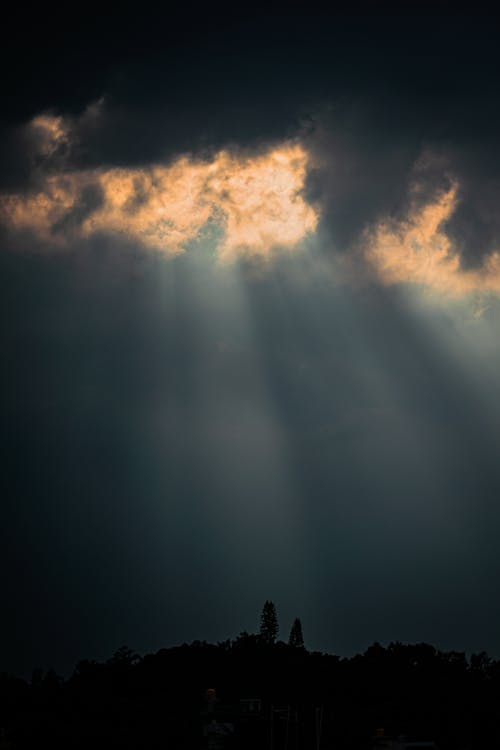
(106, 645, 139, 668)
(288, 617, 305, 648)
(260, 600, 279, 645)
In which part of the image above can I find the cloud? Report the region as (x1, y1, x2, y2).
(301, 104, 500, 290)
(363, 176, 500, 297)
(29, 114, 71, 158)
(0, 114, 318, 262)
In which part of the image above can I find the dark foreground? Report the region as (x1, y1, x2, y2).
(1, 638, 499, 749)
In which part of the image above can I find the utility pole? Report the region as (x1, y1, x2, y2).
(284, 705, 291, 750)
(315, 706, 323, 750)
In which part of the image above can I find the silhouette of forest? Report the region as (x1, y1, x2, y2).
(1, 603, 499, 749)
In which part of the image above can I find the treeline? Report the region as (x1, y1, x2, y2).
(1, 606, 500, 748)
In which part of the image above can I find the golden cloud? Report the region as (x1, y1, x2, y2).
(30, 114, 70, 157)
(1, 119, 318, 262)
(364, 183, 500, 296)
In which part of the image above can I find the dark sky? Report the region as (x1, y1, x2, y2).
(2, 2, 500, 677)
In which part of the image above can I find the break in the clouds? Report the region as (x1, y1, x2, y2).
(0, 114, 318, 262)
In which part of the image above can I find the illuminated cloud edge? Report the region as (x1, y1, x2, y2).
(0, 114, 319, 262)
(364, 181, 500, 297)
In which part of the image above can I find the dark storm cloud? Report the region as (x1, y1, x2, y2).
(3, 5, 500, 270)
(303, 107, 423, 251)
(441, 154, 500, 269)
(0, 19, 496, 276)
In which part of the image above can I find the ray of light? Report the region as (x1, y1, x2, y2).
(139, 236, 315, 632)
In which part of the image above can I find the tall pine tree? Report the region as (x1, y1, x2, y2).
(288, 617, 305, 648)
(259, 600, 279, 645)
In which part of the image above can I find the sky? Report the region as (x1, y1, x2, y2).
(2, 2, 500, 677)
